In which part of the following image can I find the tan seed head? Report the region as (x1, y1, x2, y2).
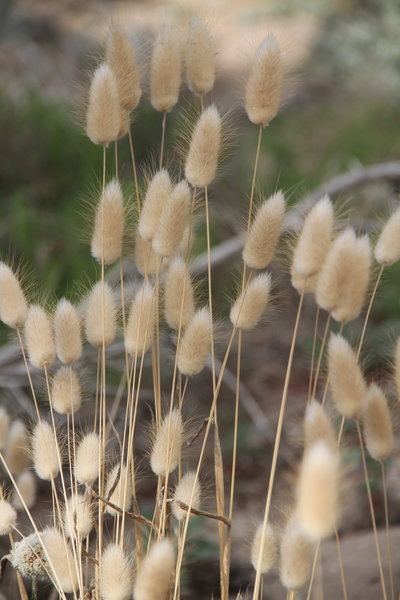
(106, 25, 142, 113)
(243, 192, 286, 269)
(105, 463, 132, 516)
(375, 207, 400, 266)
(185, 105, 221, 188)
(363, 383, 394, 461)
(91, 179, 125, 265)
(63, 493, 92, 540)
(0, 263, 27, 328)
(54, 299, 82, 364)
(84, 281, 117, 347)
(177, 307, 212, 376)
(230, 273, 271, 331)
(172, 471, 201, 520)
(150, 26, 182, 112)
(32, 421, 60, 481)
(13, 471, 36, 511)
(100, 544, 133, 600)
(4, 420, 30, 476)
(250, 522, 278, 574)
(51, 366, 82, 415)
(328, 333, 366, 420)
(41, 526, 78, 593)
(164, 257, 195, 330)
(280, 517, 316, 590)
(134, 538, 175, 600)
(86, 63, 120, 145)
(304, 401, 336, 451)
(138, 169, 172, 242)
(125, 282, 157, 357)
(185, 18, 216, 96)
(75, 432, 99, 486)
(150, 409, 183, 477)
(24, 305, 56, 369)
(152, 180, 191, 257)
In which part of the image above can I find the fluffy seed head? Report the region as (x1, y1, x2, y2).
(230, 273, 271, 330)
(134, 538, 175, 600)
(54, 299, 82, 363)
(375, 207, 400, 266)
(134, 233, 163, 277)
(13, 470, 36, 510)
(363, 383, 394, 461)
(150, 409, 183, 477)
(150, 26, 182, 112)
(105, 464, 132, 516)
(243, 192, 286, 269)
(250, 522, 277, 574)
(0, 497, 17, 535)
(245, 34, 283, 126)
(328, 333, 366, 420)
(100, 544, 133, 600)
(291, 271, 319, 295)
(41, 526, 78, 592)
(185, 105, 221, 187)
(164, 257, 195, 330)
(4, 420, 30, 476)
(84, 281, 117, 347)
(75, 432, 99, 485)
(280, 518, 315, 590)
(63, 493, 92, 540)
(172, 471, 201, 520)
(177, 307, 212, 375)
(185, 18, 216, 95)
(304, 401, 336, 451)
(11, 533, 47, 579)
(86, 63, 120, 145)
(117, 108, 131, 139)
(296, 441, 339, 539)
(0, 407, 10, 450)
(32, 421, 60, 481)
(0, 263, 27, 328)
(91, 179, 125, 265)
(125, 283, 157, 357)
(138, 170, 172, 241)
(24, 305, 56, 369)
(51, 366, 82, 414)
(106, 26, 141, 112)
(152, 181, 191, 257)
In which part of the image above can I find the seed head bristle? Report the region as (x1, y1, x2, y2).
(32, 421, 60, 481)
(86, 63, 120, 145)
(230, 273, 271, 331)
(304, 401, 336, 451)
(0, 262, 28, 328)
(243, 192, 286, 269)
(172, 471, 201, 520)
(24, 305, 56, 369)
(152, 180, 191, 257)
(51, 366, 82, 415)
(138, 169, 172, 242)
(75, 432, 99, 486)
(280, 517, 316, 591)
(374, 207, 400, 266)
(250, 522, 277, 574)
(0, 407, 10, 450)
(100, 544, 133, 600)
(150, 25, 182, 112)
(164, 257, 195, 330)
(363, 383, 394, 461)
(177, 307, 212, 376)
(185, 17, 216, 96)
(63, 493, 92, 540)
(0, 497, 17, 535)
(105, 463, 132, 516)
(328, 333, 366, 420)
(13, 470, 36, 510)
(91, 179, 125, 265)
(54, 299, 82, 364)
(150, 409, 183, 477)
(84, 281, 117, 347)
(184, 105, 221, 188)
(125, 282, 157, 357)
(133, 538, 175, 600)
(106, 25, 142, 113)
(5, 420, 30, 476)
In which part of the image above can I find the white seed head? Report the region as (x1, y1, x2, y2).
(0, 497, 17, 535)
(150, 26, 182, 112)
(172, 471, 201, 520)
(13, 470, 36, 511)
(328, 333, 366, 420)
(0, 262, 27, 328)
(32, 421, 60, 481)
(105, 463, 132, 516)
(138, 170, 172, 242)
(134, 538, 175, 600)
(185, 105, 221, 188)
(280, 518, 316, 590)
(164, 257, 195, 330)
(24, 305, 56, 369)
(251, 522, 278, 574)
(243, 192, 286, 269)
(304, 401, 336, 451)
(84, 281, 117, 347)
(91, 179, 125, 265)
(230, 273, 271, 330)
(375, 207, 400, 266)
(150, 409, 183, 477)
(152, 180, 191, 257)
(4, 420, 30, 476)
(75, 432, 99, 486)
(41, 526, 78, 593)
(51, 366, 82, 414)
(125, 283, 157, 357)
(177, 307, 212, 376)
(63, 493, 92, 540)
(86, 63, 120, 145)
(54, 299, 82, 363)
(100, 544, 133, 600)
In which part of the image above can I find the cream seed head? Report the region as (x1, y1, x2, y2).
(24, 305, 56, 369)
(230, 273, 271, 331)
(125, 282, 157, 357)
(164, 257, 195, 330)
(86, 63, 120, 145)
(54, 299, 82, 364)
(91, 179, 125, 265)
(184, 105, 221, 188)
(134, 233, 163, 277)
(138, 169, 172, 242)
(4, 420, 30, 476)
(13, 470, 36, 511)
(63, 493, 92, 540)
(172, 471, 201, 520)
(51, 366, 82, 415)
(100, 544, 133, 600)
(150, 25, 182, 112)
(150, 409, 183, 477)
(250, 522, 278, 574)
(177, 307, 212, 376)
(0, 407, 10, 450)
(84, 281, 117, 347)
(0, 497, 17, 535)
(152, 180, 191, 257)
(32, 421, 60, 481)
(185, 18, 216, 96)
(106, 26, 142, 113)
(245, 34, 283, 127)
(41, 526, 78, 593)
(375, 207, 400, 266)
(304, 401, 336, 451)
(134, 538, 175, 600)
(105, 464, 132, 516)
(328, 333, 367, 420)
(75, 432, 99, 486)
(0, 262, 27, 328)
(363, 383, 394, 461)
(280, 518, 316, 591)
(243, 192, 286, 269)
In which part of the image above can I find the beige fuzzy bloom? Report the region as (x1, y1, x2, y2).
(172, 471, 201, 520)
(117, 108, 131, 139)
(84, 281, 117, 347)
(106, 26, 142, 113)
(0, 497, 17, 535)
(134, 538, 175, 600)
(41, 527, 78, 593)
(105, 463, 132, 516)
(134, 233, 163, 277)
(75, 432, 99, 486)
(4, 420, 30, 476)
(176, 225, 192, 258)
(296, 441, 339, 540)
(91, 179, 125, 265)
(250, 522, 278, 574)
(63, 493, 92, 540)
(304, 401, 336, 451)
(230, 273, 271, 330)
(185, 18, 216, 95)
(291, 196, 334, 285)
(150, 26, 182, 112)
(150, 409, 182, 477)
(280, 518, 316, 590)
(375, 207, 400, 266)
(243, 192, 286, 269)
(51, 366, 82, 415)
(0, 407, 10, 450)
(54, 299, 82, 364)
(291, 271, 319, 295)
(184, 105, 221, 188)
(152, 181, 191, 257)
(328, 333, 366, 420)
(245, 34, 283, 127)
(125, 283, 157, 357)
(0, 263, 27, 328)
(363, 383, 394, 461)
(177, 307, 212, 375)
(86, 63, 120, 145)
(32, 421, 60, 481)
(13, 471, 36, 510)
(164, 257, 195, 330)
(24, 305, 56, 369)
(100, 544, 133, 600)
(138, 170, 172, 241)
